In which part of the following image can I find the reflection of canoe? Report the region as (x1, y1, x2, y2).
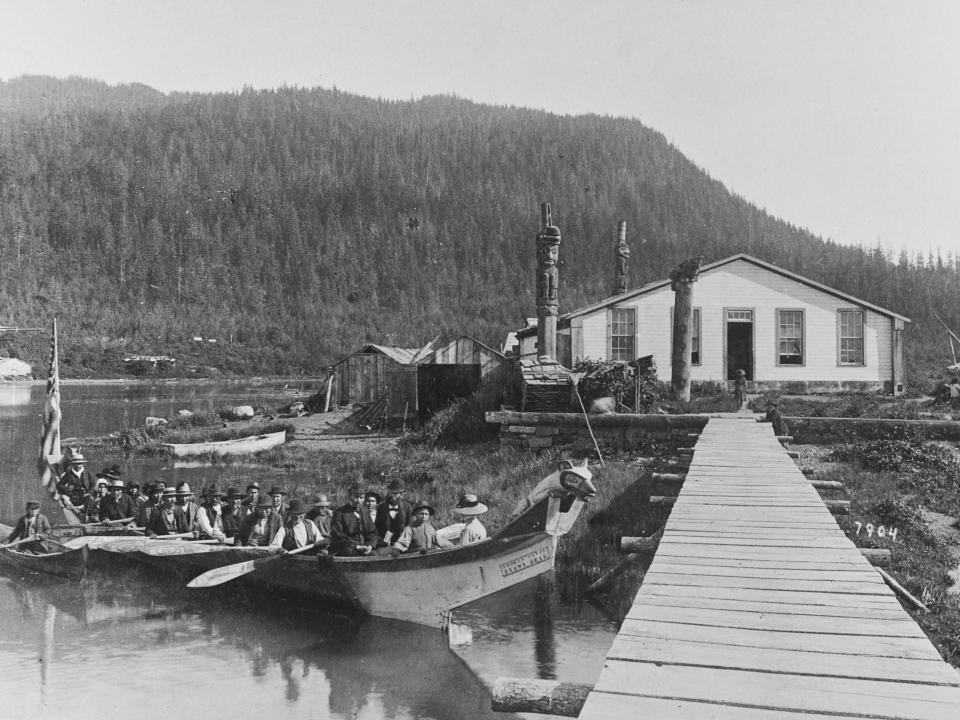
(0, 538, 88, 581)
(162, 429, 287, 457)
(73, 493, 588, 628)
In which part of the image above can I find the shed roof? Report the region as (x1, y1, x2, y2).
(418, 335, 508, 365)
(333, 344, 421, 366)
(517, 253, 910, 337)
(0, 357, 31, 376)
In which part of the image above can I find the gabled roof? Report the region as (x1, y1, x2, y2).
(334, 344, 421, 366)
(418, 335, 508, 364)
(517, 253, 910, 337)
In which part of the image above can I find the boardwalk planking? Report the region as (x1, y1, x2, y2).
(577, 417, 960, 719)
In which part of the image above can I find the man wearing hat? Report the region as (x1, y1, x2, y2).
(268, 486, 288, 519)
(242, 482, 261, 508)
(393, 501, 453, 554)
(175, 482, 199, 532)
(6, 501, 51, 543)
(330, 486, 380, 556)
(237, 496, 284, 547)
(305, 494, 333, 541)
(196, 484, 227, 542)
(454, 493, 489, 546)
(136, 483, 164, 529)
(146, 487, 190, 537)
(221, 487, 247, 539)
(269, 498, 327, 553)
(376, 479, 412, 548)
(100, 471, 138, 522)
(56, 447, 93, 506)
(125, 481, 146, 507)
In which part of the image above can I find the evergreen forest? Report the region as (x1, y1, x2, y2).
(0, 76, 957, 387)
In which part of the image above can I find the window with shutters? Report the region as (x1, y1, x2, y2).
(838, 310, 864, 365)
(777, 309, 804, 365)
(609, 308, 635, 362)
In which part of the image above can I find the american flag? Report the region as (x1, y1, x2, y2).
(38, 318, 62, 495)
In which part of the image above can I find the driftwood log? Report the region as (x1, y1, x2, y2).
(810, 480, 846, 490)
(491, 677, 592, 717)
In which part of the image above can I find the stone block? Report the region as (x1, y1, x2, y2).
(507, 425, 537, 434)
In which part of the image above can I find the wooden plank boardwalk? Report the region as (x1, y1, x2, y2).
(578, 417, 960, 719)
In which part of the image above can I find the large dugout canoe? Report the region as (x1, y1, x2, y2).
(66, 462, 597, 628)
(162, 429, 287, 457)
(0, 538, 88, 581)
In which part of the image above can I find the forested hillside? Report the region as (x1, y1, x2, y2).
(0, 76, 956, 385)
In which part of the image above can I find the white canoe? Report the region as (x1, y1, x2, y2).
(162, 430, 287, 457)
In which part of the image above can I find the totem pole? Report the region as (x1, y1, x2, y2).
(613, 220, 630, 295)
(670, 256, 703, 402)
(535, 203, 561, 360)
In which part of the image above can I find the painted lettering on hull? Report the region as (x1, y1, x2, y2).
(499, 546, 551, 577)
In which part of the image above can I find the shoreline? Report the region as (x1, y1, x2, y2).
(0, 376, 324, 387)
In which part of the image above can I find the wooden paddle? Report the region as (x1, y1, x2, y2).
(0, 536, 40, 550)
(186, 543, 315, 588)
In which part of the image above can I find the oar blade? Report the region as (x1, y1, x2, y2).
(187, 559, 259, 588)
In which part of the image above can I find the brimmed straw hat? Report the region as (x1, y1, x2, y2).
(175, 482, 193, 496)
(454, 493, 488, 516)
(312, 494, 331, 507)
(109, 478, 125, 490)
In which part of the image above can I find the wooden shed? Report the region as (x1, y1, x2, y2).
(331, 344, 420, 412)
(418, 335, 510, 379)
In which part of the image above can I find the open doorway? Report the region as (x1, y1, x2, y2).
(726, 309, 754, 380)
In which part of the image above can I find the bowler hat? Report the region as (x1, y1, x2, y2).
(96, 465, 123, 482)
(268, 486, 286, 496)
(386, 478, 406, 493)
(256, 496, 274, 509)
(246, 482, 260, 491)
(226, 487, 243, 499)
(287, 499, 310, 515)
(127, 481, 140, 490)
(364, 490, 382, 503)
(411, 500, 435, 515)
(454, 493, 488, 516)
(312, 494, 331, 507)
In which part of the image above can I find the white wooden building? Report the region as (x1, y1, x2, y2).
(517, 254, 909, 394)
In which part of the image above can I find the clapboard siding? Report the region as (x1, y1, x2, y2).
(569, 258, 897, 386)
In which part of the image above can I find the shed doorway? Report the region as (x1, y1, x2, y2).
(726, 309, 754, 380)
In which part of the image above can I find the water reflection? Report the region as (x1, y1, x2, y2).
(0, 565, 518, 720)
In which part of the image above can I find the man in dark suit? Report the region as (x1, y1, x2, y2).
(376, 479, 413, 548)
(99, 473, 138, 522)
(146, 488, 189, 537)
(331, 486, 379, 556)
(6, 501, 51, 543)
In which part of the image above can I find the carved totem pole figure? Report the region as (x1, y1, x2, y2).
(536, 203, 561, 360)
(614, 220, 630, 295)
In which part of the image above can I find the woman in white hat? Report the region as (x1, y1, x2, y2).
(454, 493, 488, 546)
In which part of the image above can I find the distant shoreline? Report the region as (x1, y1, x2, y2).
(0, 376, 323, 386)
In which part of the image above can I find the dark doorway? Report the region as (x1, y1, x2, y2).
(417, 365, 481, 424)
(727, 321, 753, 380)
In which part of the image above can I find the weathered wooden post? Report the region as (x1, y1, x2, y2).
(536, 203, 561, 360)
(670, 256, 702, 402)
(613, 220, 629, 295)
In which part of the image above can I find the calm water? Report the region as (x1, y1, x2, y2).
(0, 381, 615, 719)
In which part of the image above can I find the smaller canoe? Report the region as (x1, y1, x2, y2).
(162, 429, 287, 457)
(0, 538, 88, 581)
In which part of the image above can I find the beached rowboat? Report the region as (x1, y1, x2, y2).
(162, 429, 287, 457)
(0, 538, 88, 581)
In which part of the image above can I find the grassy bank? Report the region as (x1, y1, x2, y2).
(799, 438, 960, 667)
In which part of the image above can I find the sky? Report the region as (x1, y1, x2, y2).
(2, 0, 959, 257)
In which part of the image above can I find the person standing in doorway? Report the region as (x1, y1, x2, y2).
(734, 369, 748, 408)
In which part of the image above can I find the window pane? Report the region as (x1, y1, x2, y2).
(839, 311, 864, 364)
(778, 310, 803, 365)
(611, 309, 635, 362)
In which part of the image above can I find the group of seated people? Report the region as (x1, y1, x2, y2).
(52, 449, 488, 558)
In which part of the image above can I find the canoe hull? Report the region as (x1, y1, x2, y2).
(162, 430, 287, 457)
(0, 539, 88, 581)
